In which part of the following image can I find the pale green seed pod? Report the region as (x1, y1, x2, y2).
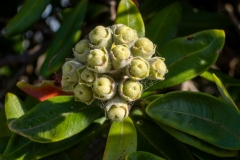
(112, 24, 138, 47)
(62, 58, 83, 82)
(93, 75, 116, 101)
(61, 74, 76, 92)
(110, 44, 132, 70)
(131, 37, 156, 60)
(148, 57, 168, 80)
(89, 26, 113, 50)
(72, 39, 91, 64)
(87, 47, 111, 73)
(105, 96, 129, 122)
(126, 57, 150, 80)
(74, 84, 94, 105)
(119, 79, 143, 102)
(77, 67, 97, 86)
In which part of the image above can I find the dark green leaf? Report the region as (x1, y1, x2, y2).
(9, 96, 102, 143)
(40, 0, 87, 77)
(5, 0, 51, 37)
(103, 117, 137, 160)
(0, 109, 11, 137)
(146, 91, 240, 150)
(132, 116, 194, 160)
(200, 68, 240, 86)
(148, 30, 225, 90)
(116, 0, 145, 37)
(125, 151, 165, 160)
(0, 137, 9, 154)
(146, 2, 181, 47)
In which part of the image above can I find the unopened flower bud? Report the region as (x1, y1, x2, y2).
(105, 96, 129, 122)
(77, 67, 96, 86)
(62, 58, 83, 82)
(119, 79, 143, 102)
(87, 47, 110, 73)
(112, 24, 138, 47)
(89, 26, 113, 50)
(61, 74, 76, 92)
(93, 75, 116, 101)
(72, 39, 91, 64)
(126, 57, 150, 80)
(149, 57, 168, 80)
(131, 37, 156, 60)
(110, 44, 132, 70)
(74, 84, 94, 105)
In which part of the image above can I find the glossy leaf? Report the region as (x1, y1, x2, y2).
(146, 2, 181, 47)
(9, 96, 102, 143)
(201, 68, 240, 86)
(5, 93, 27, 123)
(5, 0, 51, 37)
(116, 0, 145, 37)
(0, 109, 11, 137)
(146, 91, 240, 150)
(103, 117, 137, 160)
(125, 151, 165, 160)
(40, 0, 87, 77)
(148, 30, 225, 90)
(213, 74, 239, 112)
(3, 122, 101, 160)
(17, 80, 72, 102)
(132, 116, 194, 160)
(158, 123, 237, 157)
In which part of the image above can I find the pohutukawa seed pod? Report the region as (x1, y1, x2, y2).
(89, 26, 113, 51)
(112, 24, 138, 47)
(105, 96, 129, 122)
(149, 57, 168, 80)
(93, 75, 116, 101)
(126, 57, 150, 80)
(61, 74, 76, 92)
(119, 79, 143, 102)
(110, 44, 132, 70)
(131, 37, 156, 60)
(62, 58, 83, 82)
(77, 67, 96, 86)
(87, 47, 110, 73)
(74, 84, 94, 105)
(72, 39, 91, 64)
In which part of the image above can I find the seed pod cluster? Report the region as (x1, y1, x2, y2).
(61, 24, 168, 121)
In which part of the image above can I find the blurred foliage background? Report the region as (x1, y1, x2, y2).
(0, 0, 240, 109)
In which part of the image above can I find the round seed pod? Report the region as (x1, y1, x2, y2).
(112, 24, 138, 47)
(62, 58, 83, 82)
(61, 74, 76, 92)
(119, 79, 143, 102)
(126, 57, 150, 80)
(89, 26, 113, 51)
(110, 44, 132, 70)
(77, 67, 97, 86)
(72, 39, 91, 64)
(105, 96, 129, 122)
(131, 37, 156, 60)
(148, 57, 168, 80)
(87, 47, 111, 73)
(74, 84, 94, 105)
(93, 75, 116, 101)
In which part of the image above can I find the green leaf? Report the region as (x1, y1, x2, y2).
(116, 0, 145, 37)
(3, 122, 101, 160)
(5, 93, 27, 123)
(41, 151, 71, 160)
(132, 116, 194, 160)
(125, 151, 165, 160)
(148, 30, 225, 90)
(5, 0, 51, 37)
(9, 96, 102, 143)
(146, 2, 181, 47)
(158, 123, 237, 157)
(0, 137, 9, 154)
(0, 109, 11, 137)
(200, 68, 240, 86)
(213, 74, 239, 112)
(103, 117, 137, 160)
(0, 154, 9, 160)
(40, 0, 87, 77)
(146, 91, 240, 150)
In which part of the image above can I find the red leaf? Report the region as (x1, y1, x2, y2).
(17, 80, 73, 102)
